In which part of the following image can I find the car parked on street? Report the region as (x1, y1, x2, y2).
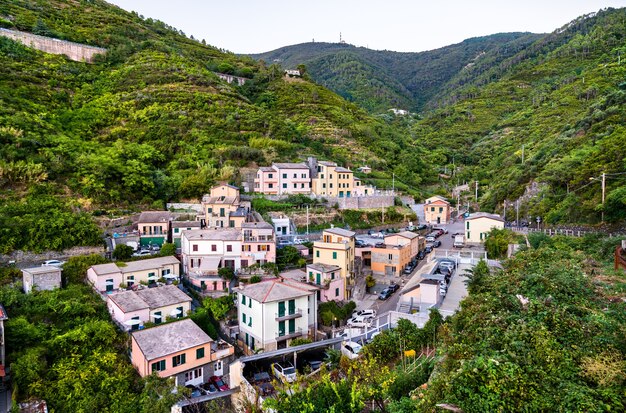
(424, 245, 433, 253)
(42, 259, 65, 267)
(341, 341, 363, 360)
(425, 236, 435, 243)
(132, 250, 152, 257)
(403, 264, 414, 275)
(347, 315, 373, 328)
(200, 382, 219, 394)
(378, 288, 393, 300)
(352, 309, 377, 319)
(417, 250, 426, 260)
(185, 384, 202, 398)
(388, 282, 400, 293)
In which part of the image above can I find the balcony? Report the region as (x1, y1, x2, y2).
(275, 327, 303, 341)
(244, 236, 275, 242)
(275, 308, 302, 321)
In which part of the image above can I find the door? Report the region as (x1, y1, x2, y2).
(278, 320, 285, 336)
(278, 301, 286, 317)
(316, 273, 321, 285)
(288, 299, 295, 315)
(105, 279, 113, 292)
(214, 360, 224, 377)
(288, 319, 295, 334)
(437, 217, 441, 224)
(184, 368, 203, 386)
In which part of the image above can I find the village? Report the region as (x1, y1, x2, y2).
(5, 158, 510, 412)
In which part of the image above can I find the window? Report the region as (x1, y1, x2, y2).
(127, 275, 134, 287)
(322, 183, 326, 189)
(330, 183, 333, 188)
(151, 360, 166, 372)
(301, 173, 306, 178)
(227, 245, 232, 252)
(174, 228, 179, 234)
(439, 207, 443, 213)
(321, 173, 324, 179)
(242, 313, 247, 323)
(214, 360, 223, 371)
(335, 288, 340, 297)
(332, 251, 337, 259)
(268, 173, 273, 178)
(282, 183, 287, 188)
(242, 295, 246, 304)
(431, 207, 435, 211)
(154, 311, 162, 324)
(220, 208, 225, 217)
(293, 173, 297, 178)
(196, 347, 205, 359)
(184, 368, 202, 382)
(211, 244, 217, 252)
(316, 251, 320, 258)
(331, 272, 335, 280)
(330, 174, 333, 179)
(293, 183, 297, 188)
(192, 244, 198, 252)
(176, 306, 183, 319)
(301, 183, 305, 188)
(248, 298, 252, 308)
(208, 207, 213, 213)
(388, 254, 393, 260)
(248, 316, 252, 327)
(466, 222, 470, 230)
(172, 353, 186, 367)
(269, 183, 273, 188)
(229, 220, 235, 227)
(282, 173, 287, 179)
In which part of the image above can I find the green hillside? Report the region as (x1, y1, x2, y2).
(0, 0, 439, 253)
(412, 8, 626, 224)
(251, 33, 542, 112)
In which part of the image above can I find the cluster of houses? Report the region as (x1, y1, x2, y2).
(254, 157, 374, 198)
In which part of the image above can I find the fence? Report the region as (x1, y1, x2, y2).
(511, 227, 626, 238)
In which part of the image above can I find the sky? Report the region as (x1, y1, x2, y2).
(108, 0, 626, 54)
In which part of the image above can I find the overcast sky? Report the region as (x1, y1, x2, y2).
(108, 0, 626, 54)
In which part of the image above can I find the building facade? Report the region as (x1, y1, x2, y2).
(236, 279, 318, 353)
(254, 163, 311, 195)
(311, 162, 355, 197)
(424, 196, 451, 225)
(22, 266, 62, 293)
(313, 228, 356, 299)
(87, 256, 180, 293)
(137, 211, 172, 247)
(241, 222, 276, 267)
(305, 263, 344, 302)
(465, 212, 505, 243)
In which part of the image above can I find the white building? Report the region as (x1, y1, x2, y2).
(271, 216, 293, 236)
(236, 278, 319, 353)
(465, 212, 505, 243)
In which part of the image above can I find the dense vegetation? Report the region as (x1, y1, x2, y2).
(252, 33, 541, 113)
(0, 0, 441, 253)
(412, 8, 626, 224)
(262, 234, 626, 412)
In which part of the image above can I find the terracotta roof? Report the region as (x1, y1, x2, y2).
(183, 229, 242, 241)
(324, 227, 356, 237)
(119, 256, 180, 274)
(466, 212, 505, 222)
(238, 279, 317, 303)
(138, 211, 172, 223)
(132, 319, 212, 361)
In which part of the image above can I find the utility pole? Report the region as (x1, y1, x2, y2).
(306, 205, 309, 235)
(503, 200, 507, 221)
(516, 200, 519, 226)
(475, 181, 479, 202)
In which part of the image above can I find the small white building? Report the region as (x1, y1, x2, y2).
(22, 266, 62, 293)
(465, 212, 505, 243)
(236, 278, 319, 354)
(271, 216, 292, 236)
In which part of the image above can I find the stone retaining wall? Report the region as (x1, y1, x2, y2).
(0, 28, 106, 62)
(2, 246, 105, 264)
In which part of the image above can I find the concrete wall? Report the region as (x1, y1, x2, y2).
(327, 195, 395, 210)
(0, 28, 106, 62)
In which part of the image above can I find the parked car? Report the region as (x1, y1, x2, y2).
(200, 382, 218, 394)
(352, 309, 377, 319)
(308, 360, 323, 371)
(375, 242, 386, 248)
(341, 341, 363, 360)
(42, 259, 65, 268)
(439, 262, 455, 272)
(417, 224, 428, 230)
(211, 375, 229, 391)
(277, 239, 292, 247)
(433, 240, 442, 248)
(355, 240, 366, 248)
(132, 250, 152, 257)
(378, 288, 393, 300)
(417, 250, 426, 260)
(185, 385, 202, 398)
(403, 265, 414, 275)
(424, 245, 433, 253)
(272, 361, 297, 383)
(439, 287, 447, 296)
(388, 282, 400, 293)
(425, 236, 435, 243)
(150, 244, 161, 252)
(293, 238, 305, 244)
(347, 315, 373, 328)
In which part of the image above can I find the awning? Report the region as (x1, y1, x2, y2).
(105, 280, 115, 286)
(198, 257, 221, 272)
(153, 314, 162, 319)
(170, 308, 182, 316)
(147, 275, 157, 280)
(163, 274, 177, 279)
(124, 319, 141, 326)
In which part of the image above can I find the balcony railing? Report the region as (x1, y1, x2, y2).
(275, 327, 303, 340)
(275, 308, 302, 321)
(244, 236, 275, 242)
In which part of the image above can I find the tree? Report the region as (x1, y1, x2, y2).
(203, 295, 234, 321)
(365, 275, 376, 292)
(62, 254, 108, 285)
(159, 242, 176, 256)
(249, 275, 262, 284)
(139, 374, 185, 413)
(464, 259, 490, 294)
(112, 244, 133, 260)
(218, 267, 235, 281)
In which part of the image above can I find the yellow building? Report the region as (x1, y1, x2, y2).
(465, 212, 505, 243)
(313, 228, 356, 299)
(201, 184, 248, 228)
(311, 162, 355, 198)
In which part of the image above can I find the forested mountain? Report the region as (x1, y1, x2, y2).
(251, 33, 542, 112)
(412, 8, 626, 224)
(0, 0, 438, 253)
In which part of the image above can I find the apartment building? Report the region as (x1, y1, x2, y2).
(311, 161, 355, 197)
(424, 196, 451, 225)
(465, 212, 505, 243)
(241, 222, 276, 267)
(254, 163, 311, 195)
(202, 184, 248, 229)
(87, 256, 180, 293)
(305, 263, 344, 302)
(312, 228, 356, 299)
(137, 211, 172, 247)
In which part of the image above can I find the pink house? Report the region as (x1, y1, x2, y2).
(306, 263, 345, 302)
(254, 163, 311, 195)
(131, 319, 234, 387)
(241, 222, 276, 267)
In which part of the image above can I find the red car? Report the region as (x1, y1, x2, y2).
(211, 375, 229, 391)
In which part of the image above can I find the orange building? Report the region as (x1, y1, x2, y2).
(424, 196, 451, 225)
(371, 243, 412, 276)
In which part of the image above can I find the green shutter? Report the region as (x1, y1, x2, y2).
(288, 299, 295, 314)
(288, 319, 295, 333)
(278, 301, 285, 317)
(196, 347, 205, 359)
(332, 251, 337, 259)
